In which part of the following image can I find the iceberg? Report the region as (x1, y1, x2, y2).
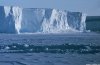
(0, 6, 86, 34)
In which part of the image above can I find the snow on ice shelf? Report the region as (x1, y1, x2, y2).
(0, 6, 86, 34)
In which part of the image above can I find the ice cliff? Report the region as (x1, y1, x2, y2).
(0, 6, 86, 34)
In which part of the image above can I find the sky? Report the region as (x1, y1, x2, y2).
(0, 0, 100, 16)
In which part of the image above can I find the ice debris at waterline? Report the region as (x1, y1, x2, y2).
(0, 43, 100, 54)
(0, 6, 86, 34)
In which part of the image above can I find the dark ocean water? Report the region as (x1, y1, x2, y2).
(0, 33, 100, 65)
(86, 16, 100, 32)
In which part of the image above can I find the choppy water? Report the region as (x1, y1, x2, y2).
(0, 33, 100, 65)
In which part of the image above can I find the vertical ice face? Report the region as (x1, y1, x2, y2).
(41, 9, 69, 33)
(4, 6, 11, 17)
(80, 14, 87, 32)
(1, 6, 22, 33)
(41, 9, 86, 33)
(67, 11, 86, 32)
(0, 6, 87, 34)
(0, 6, 16, 33)
(12, 8, 87, 33)
(12, 7, 22, 34)
(20, 8, 45, 33)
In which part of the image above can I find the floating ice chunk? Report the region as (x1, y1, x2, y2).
(13, 46, 16, 48)
(29, 49, 33, 51)
(45, 48, 49, 51)
(5, 46, 10, 50)
(24, 44, 29, 47)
